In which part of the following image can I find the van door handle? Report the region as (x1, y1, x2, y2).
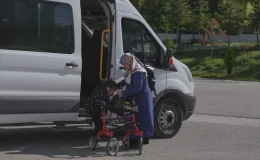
(66, 62, 78, 68)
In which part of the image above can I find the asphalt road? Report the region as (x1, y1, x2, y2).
(193, 79, 260, 119)
(0, 118, 260, 160)
(0, 79, 260, 160)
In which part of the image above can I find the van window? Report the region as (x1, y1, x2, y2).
(121, 18, 162, 67)
(0, 0, 74, 54)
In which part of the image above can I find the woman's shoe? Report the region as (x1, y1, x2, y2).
(95, 143, 101, 149)
(143, 137, 149, 145)
(129, 137, 149, 148)
(129, 139, 139, 148)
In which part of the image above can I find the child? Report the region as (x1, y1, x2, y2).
(84, 80, 122, 146)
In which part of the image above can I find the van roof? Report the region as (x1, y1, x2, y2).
(115, 0, 142, 18)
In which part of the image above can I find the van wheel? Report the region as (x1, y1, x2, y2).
(154, 98, 183, 138)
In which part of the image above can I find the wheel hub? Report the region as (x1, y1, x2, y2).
(159, 109, 175, 130)
(167, 114, 173, 122)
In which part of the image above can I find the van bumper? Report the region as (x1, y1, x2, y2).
(183, 93, 197, 120)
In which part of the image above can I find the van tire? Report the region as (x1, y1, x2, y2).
(153, 98, 183, 138)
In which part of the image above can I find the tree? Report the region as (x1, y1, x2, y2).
(140, 0, 192, 49)
(203, 18, 226, 58)
(216, 0, 249, 47)
(251, 0, 260, 45)
(140, 0, 173, 32)
(224, 48, 237, 76)
(169, 0, 193, 49)
(164, 34, 177, 52)
(187, 0, 211, 42)
(208, 0, 220, 18)
(238, 0, 254, 33)
(130, 0, 144, 11)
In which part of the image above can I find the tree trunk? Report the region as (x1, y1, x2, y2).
(179, 31, 182, 50)
(176, 29, 181, 50)
(176, 29, 180, 51)
(192, 33, 195, 44)
(257, 27, 259, 46)
(228, 35, 230, 48)
(257, 33, 259, 46)
(211, 46, 213, 59)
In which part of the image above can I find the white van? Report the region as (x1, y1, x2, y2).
(0, 0, 196, 138)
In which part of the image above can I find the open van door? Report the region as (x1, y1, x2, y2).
(112, 1, 167, 98)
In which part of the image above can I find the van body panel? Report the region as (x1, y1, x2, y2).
(0, 113, 78, 124)
(166, 59, 194, 94)
(146, 65, 167, 99)
(0, 0, 82, 123)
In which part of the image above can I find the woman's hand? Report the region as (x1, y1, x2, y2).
(117, 83, 122, 89)
(117, 80, 126, 88)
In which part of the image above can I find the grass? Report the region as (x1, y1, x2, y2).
(174, 48, 260, 82)
(189, 42, 258, 48)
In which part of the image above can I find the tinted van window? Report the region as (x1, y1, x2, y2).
(121, 18, 163, 67)
(0, 0, 74, 54)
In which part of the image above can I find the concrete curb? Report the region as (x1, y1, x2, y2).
(193, 77, 260, 84)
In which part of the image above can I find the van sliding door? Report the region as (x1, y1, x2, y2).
(0, 0, 82, 123)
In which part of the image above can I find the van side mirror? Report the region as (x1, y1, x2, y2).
(165, 48, 174, 68)
(166, 48, 173, 62)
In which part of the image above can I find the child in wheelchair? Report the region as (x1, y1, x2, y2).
(84, 80, 121, 148)
(84, 80, 143, 155)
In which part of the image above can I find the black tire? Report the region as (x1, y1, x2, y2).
(138, 137, 143, 155)
(154, 98, 183, 138)
(89, 136, 97, 150)
(122, 135, 130, 149)
(106, 138, 120, 156)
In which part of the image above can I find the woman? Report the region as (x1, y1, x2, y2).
(117, 52, 154, 146)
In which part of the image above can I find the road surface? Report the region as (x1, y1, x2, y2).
(193, 78, 260, 119)
(0, 79, 259, 160)
(0, 117, 259, 160)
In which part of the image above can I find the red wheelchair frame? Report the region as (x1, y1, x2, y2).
(89, 100, 143, 156)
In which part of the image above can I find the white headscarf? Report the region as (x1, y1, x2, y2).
(119, 52, 147, 84)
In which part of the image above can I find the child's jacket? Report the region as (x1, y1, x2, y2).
(84, 87, 119, 113)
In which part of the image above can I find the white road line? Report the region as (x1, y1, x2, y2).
(188, 114, 260, 127)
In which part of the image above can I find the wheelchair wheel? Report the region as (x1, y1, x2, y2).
(106, 138, 120, 156)
(138, 137, 143, 155)
(89, 136, 97, 150)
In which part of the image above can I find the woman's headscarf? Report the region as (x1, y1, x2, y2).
(119, 52, 147, 84)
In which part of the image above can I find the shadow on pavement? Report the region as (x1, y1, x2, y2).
(0, 126, 141, 158)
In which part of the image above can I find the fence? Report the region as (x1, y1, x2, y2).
(158, 33, 259, 44)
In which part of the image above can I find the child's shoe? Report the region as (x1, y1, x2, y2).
(96, 143, 101, 149)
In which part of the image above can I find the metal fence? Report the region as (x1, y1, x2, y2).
(158, 33, 259, 43)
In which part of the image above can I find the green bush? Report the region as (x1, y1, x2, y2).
(176, 49, 260, 82)
(223, 48, 237, 76)
(163, 34, 177, 53)
(247, 59, 257, 66)
(202, 57, 225, 71)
